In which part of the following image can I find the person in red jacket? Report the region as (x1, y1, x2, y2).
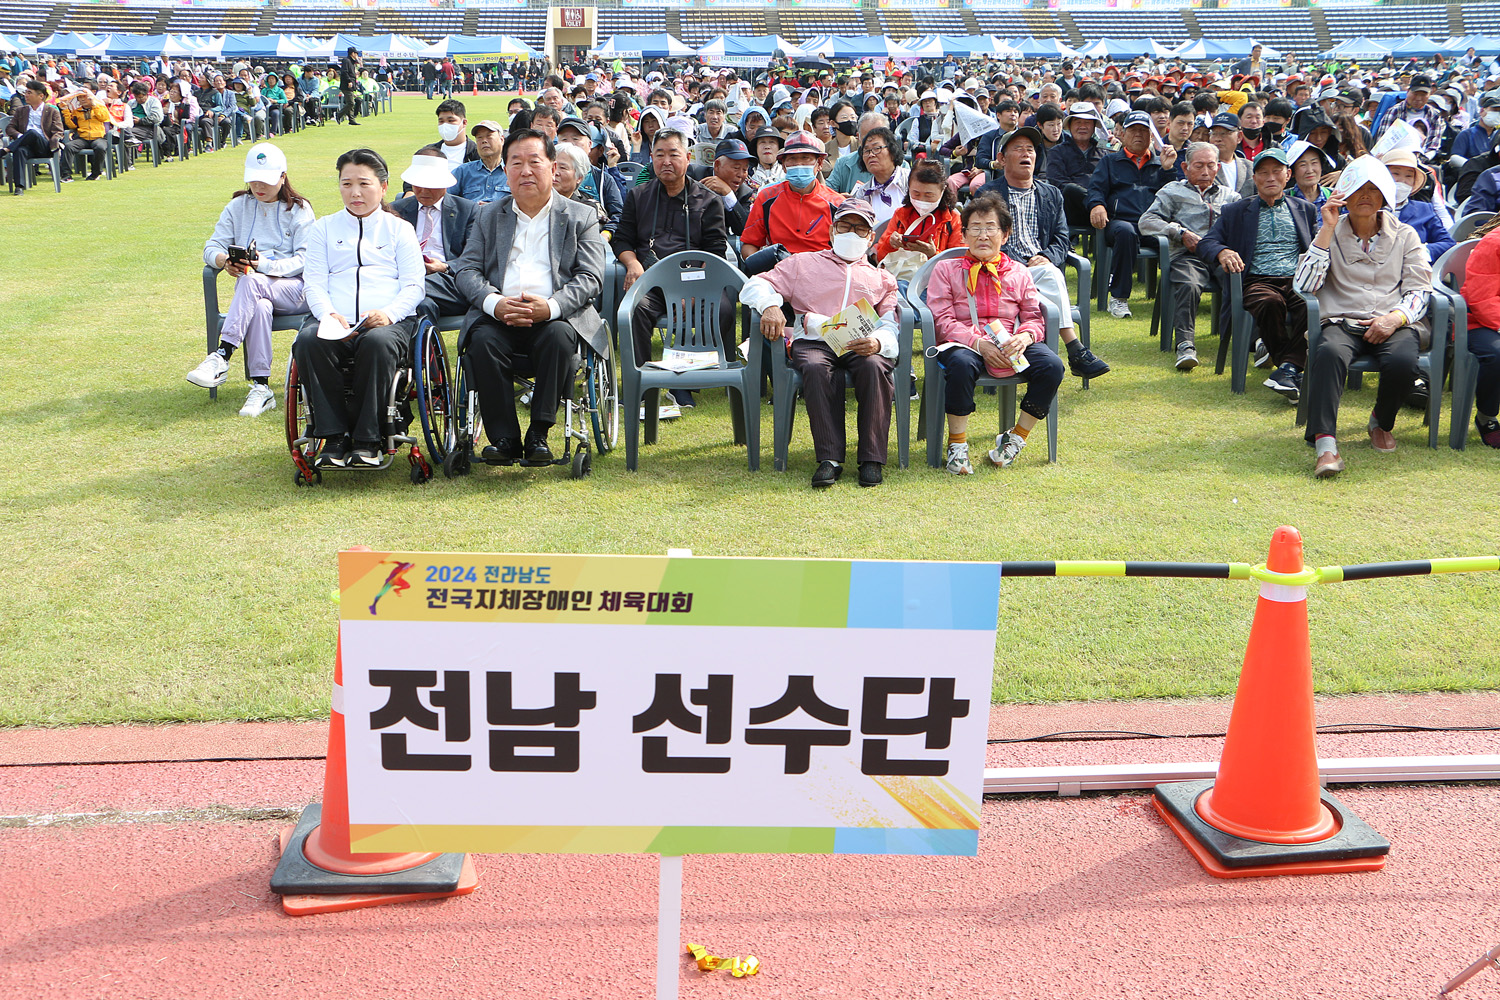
(1457, 217, 1500, 447)
(874, 158, 963, 270)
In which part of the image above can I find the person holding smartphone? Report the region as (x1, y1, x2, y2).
(292, 148, 425, 467)
(188, 143, 314, 417)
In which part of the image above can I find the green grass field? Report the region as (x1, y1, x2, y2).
(2, 93, 1497, 727)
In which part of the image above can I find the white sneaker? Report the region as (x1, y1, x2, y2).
(945, 442, 973, 475)
(1107, 297, 1132, 319)
(239, 383, 276, 417)
(186, 352, 229, 388)
(987, 432, 1025, 468)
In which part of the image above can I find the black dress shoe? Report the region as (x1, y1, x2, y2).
(480, 438, 521, 464)
(811, 461, 842, 488)
(858, 461, 883, 487)
(522, 435, 554, 464)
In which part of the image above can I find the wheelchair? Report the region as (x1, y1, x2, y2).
(442, 335, 618, 481)
(284, 316, 455, 486)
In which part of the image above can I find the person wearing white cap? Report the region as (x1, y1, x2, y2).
(391, 150, 477, 329)
(1293, 155, 1432, 478)
(187, 142, 314, 418)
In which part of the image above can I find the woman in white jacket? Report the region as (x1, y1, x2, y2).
(186, 142, 314, 416)
(292, 147, 426, 468)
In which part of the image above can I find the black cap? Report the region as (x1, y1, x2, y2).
(1409, 74, 1434, 92)
(1211, 111, 1241, 130)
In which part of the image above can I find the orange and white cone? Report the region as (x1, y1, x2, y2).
(1152, 526, 1390, 877)
(270, 591, 479, 914)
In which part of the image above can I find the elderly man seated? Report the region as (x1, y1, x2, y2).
(454, 128, 606, 466)
(1199, 147, 1320, 402)
(1294, 156, 1432, 478)
(688, 137, 756, 236)
(740, 200, 900, 489)
(390, 151, 477, 329)
(1087, 110, 1180, 318)
(978, 126, 1110, 380)
(1140, 140, 1241, 370)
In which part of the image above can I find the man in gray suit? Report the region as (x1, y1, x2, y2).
(455, 128, 607, 465)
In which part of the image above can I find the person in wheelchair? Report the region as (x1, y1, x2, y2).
(739, 199, 901, 489)
(453, 127, 608, 465)
(292, 148, 426, 468)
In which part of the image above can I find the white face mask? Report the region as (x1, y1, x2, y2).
(831, 231, 870, 261)
(1393, 181, 1413, 206)
(1485, 111, 1500, 129)
(438, 121, 463, 143)
(910, 198, 941, 216)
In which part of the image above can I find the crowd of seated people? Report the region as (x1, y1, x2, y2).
(30, 50, 1475, 481)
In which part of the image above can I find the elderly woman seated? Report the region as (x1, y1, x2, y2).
(927, 194, 1066, 475)
(1293, 156, 1432, 478)
(554, 141, 606, 227)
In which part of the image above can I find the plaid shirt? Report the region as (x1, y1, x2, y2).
(1002, 184, 1042, 261)
(1373, 99, 1442, 157)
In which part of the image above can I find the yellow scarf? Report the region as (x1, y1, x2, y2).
(965, 253, 1006, 295)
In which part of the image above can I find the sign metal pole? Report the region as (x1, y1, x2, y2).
(656, 854, 683, 1000)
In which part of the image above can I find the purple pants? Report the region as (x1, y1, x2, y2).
(219, 271, 306, 379)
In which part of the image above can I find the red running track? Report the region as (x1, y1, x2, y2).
(1, 696, 1497, 1000)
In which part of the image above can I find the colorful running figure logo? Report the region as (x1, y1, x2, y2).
(369, 560, 416, 615)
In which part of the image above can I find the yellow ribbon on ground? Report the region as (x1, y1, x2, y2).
(686, 942, 761, 977)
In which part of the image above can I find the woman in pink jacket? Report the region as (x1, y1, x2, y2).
(927, 194, 1065, 474)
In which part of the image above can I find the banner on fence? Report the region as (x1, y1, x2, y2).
(337, 552, 1000, 858)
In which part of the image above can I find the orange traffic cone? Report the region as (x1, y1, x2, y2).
(1153, 526, 1390, 878)
(270, 629, 479, 915)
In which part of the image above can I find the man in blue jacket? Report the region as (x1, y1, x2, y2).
(1088, 110, 1179, 318)
(1448, 92, 1500, 163)
(1197, 147, 1321, 403)
(1050, 102, 1105, 228)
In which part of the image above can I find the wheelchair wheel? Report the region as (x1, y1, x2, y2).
(586, 352, 619, 454)
(442, 357, 477, 478)
(284, 354, 322, 485)
(413, 319, 454, 465)
(571, 447, 592, 479)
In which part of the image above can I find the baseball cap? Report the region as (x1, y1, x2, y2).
(400, 152, 456, 190)
(1122, 110, 1152, 129)
(470, 119, 503, 136)
(778, 130, 826, 159)
(832, 199, 877, 227)
(1108, 99, 1133, 120)
(1211, 112, 1241, 130)
(1064, 101, 1098, 123)
(557, 115, 591, 137)
(714, 138, 752, 161)
(242, 143, 287, 185)
(1481, 90, 1500, 109)
(1252, 146, 1290, 170)
(998, 125, 1047, 157)
(1409, 74, 1434, 92)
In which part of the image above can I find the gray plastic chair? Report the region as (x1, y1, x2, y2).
(1432, 240, 1479, 449)
(1296, 281, 1448, 449)
(763, 299, 913, 472)
(616, 250, 758, 471)
(1451, 212, 1494, 244)
(911, 248, 1060, 468)
(202, 265, 311, 401)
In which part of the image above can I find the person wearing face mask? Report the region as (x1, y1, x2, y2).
(874, 159, 963, 269)
(416, 99, 479, 171)
(739, 199, 900, 489)
(1379, 149, 1454, 263)
(1449, 91, 1500, 163)
(1262, 98, 1294, 148)
(740, 130, 846, 257)
(825, 101, 860, 165)
(927, 195, 1066, 476)
(188, 142, 314, 417)
(1237, 101, 1267, 160)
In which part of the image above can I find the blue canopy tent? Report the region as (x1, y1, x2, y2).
(1443, 34, 1500, 56)
(34, 32, 102, 56)
(1006, 36, 1080, 59)
(77, 33, 201, 60)
(590, 33, 696, 60)
(1322, 36, 1393, 61)
(801, 34, 915, 61)
(216, 33, 318, 60)
(1389, 35, 1445, 58)
(1077, 37, 1175, 60)
(922, 34, 1020, 58)
(696, 34, 805, 66)
(420, 34, 540, 61)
